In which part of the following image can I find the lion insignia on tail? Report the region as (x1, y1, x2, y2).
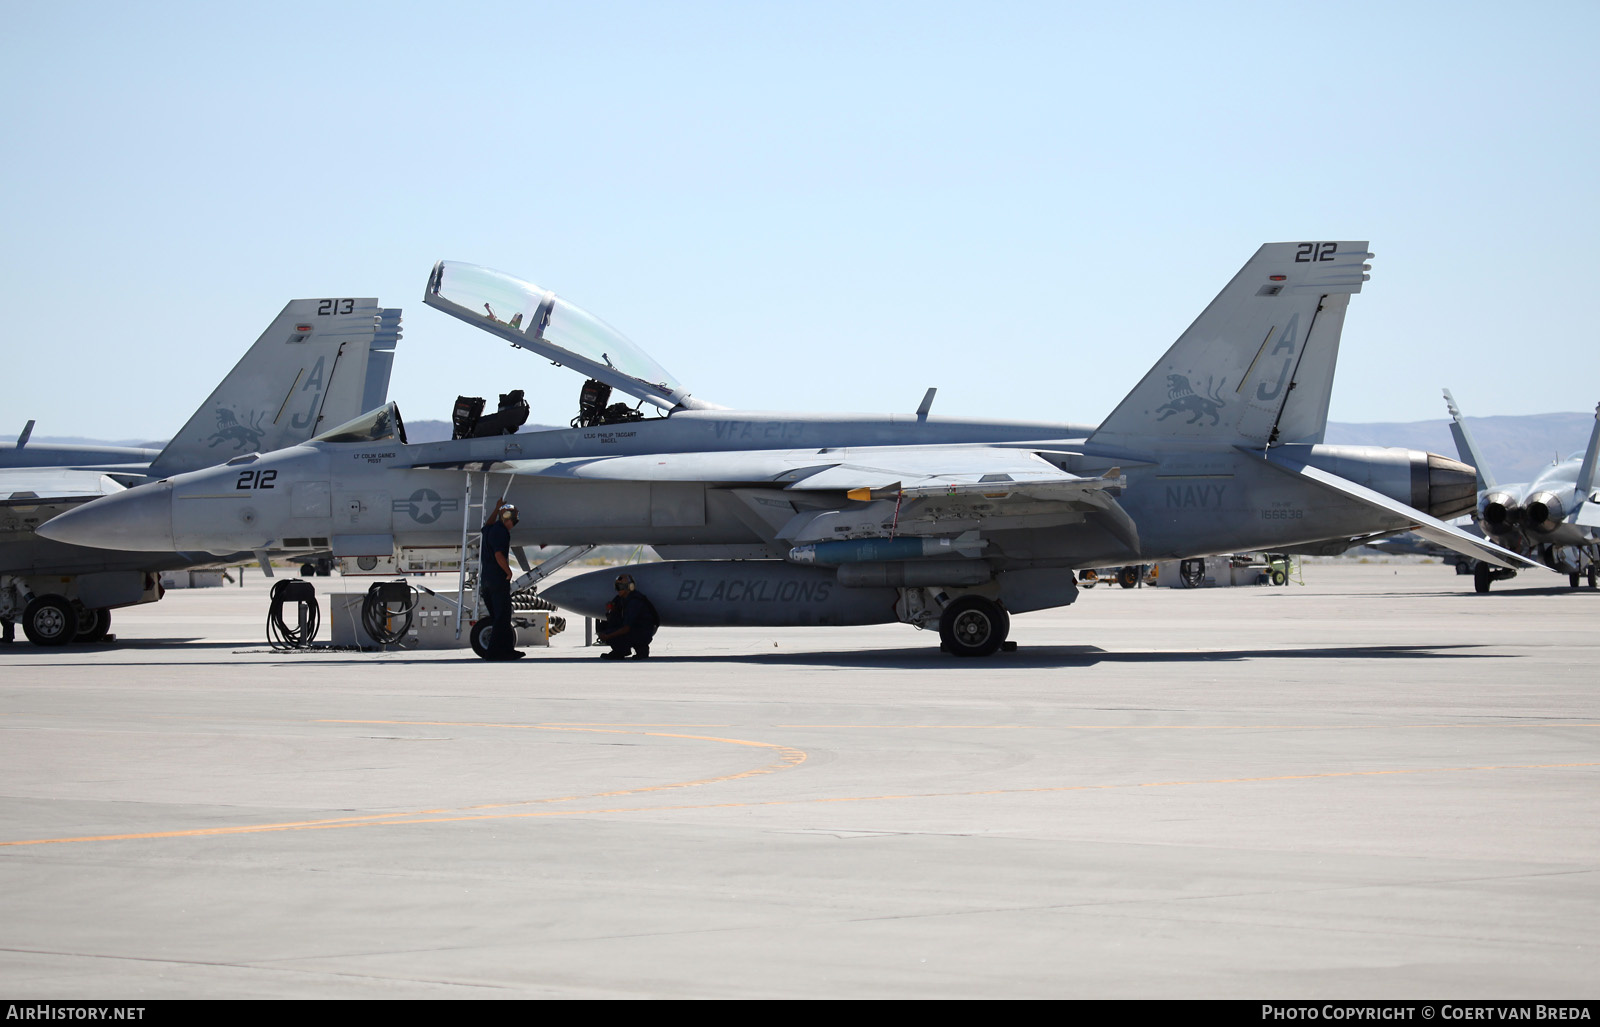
(1155, 374, 1227, 426)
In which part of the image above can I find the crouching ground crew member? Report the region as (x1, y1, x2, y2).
(596, 573, 659, 659)
(479, 499, 524, 661)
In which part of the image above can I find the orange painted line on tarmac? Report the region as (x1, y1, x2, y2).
(8, 759, 1595, 848)
(1, 720, 807, 848)
(776, 723, 1600, 731)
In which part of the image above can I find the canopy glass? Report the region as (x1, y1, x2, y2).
(424, 261, 696, 411)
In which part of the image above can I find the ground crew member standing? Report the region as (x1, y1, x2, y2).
(597, 573, 658, 659)
(479, 499, 524, 660)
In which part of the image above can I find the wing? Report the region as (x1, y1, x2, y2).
(0, 469, 127, 544)
(486, 443, 1136, 554)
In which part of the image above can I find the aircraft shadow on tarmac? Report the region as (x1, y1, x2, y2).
(487, 641, 1502, 670)
(12, 641, 1503, 671)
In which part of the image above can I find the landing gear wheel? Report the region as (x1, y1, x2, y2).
(300, 563, 316, 577)
(1571, 573, 1581, 589)
(470, 620, 494, 659)
(1179, 559, 1205, 589)
(1589, 568, 1598, 589)
(75, 607, 112, 644)
(22, 594, 76, 646)
(938, 596, 1009, 658)
(1117, 565, 1140, 589)
(1473, 563, 1492, 594)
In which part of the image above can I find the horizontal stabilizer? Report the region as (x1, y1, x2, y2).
(1264, 450, 1536, 570)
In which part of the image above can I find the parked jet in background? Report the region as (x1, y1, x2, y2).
(43, 244, 1533, 656)
(1, 299, 401, 645)
(1443, 389, 1600, 592)
(1, 421, 162, 477)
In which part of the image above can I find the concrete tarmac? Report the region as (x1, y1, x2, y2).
(1, 563, 1596, 999)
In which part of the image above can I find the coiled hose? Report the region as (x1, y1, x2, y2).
(362, 581, 419, 645)
(267, 579, 320, 650)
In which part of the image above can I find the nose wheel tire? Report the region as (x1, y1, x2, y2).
(1473, 563, 1492, 594)
(22, 595, 77, 646)
(938, 596, 1009, 658)
(470, 620, 495, 659)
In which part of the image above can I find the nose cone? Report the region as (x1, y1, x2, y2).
(540, 569, 613, 618)
(37, 481, 176, 551)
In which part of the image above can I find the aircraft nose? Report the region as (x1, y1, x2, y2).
(36, 481, 176, 551)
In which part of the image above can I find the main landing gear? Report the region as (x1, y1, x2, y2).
(1472, 562, 1518, 594)
(938, 596, 1010, 658)
(19, 595, 111, 646)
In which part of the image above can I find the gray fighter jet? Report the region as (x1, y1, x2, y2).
(2, 299, 401, 644)
(42, 244, 1533, 656)
(1442, 389, 1600, 592)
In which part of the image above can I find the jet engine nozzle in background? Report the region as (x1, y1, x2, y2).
(1423, 453, 1479, 521)
(1523, 491, 1566, 535)
(1289, 446, 1478, 521)
(1479, 490, 1521, 534)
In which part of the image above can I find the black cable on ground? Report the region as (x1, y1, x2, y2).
(267, 579, 321, 650)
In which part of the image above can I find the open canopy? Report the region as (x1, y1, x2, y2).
(423, 261, 709, 413)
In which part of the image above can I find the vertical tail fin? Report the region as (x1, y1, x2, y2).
(148, 298, 401, 478)
(1088, 242, 1371, 451)
(1575, 402, 1600, 499)
(1442, 388, 1497, 491)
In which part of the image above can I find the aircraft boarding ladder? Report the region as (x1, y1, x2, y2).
(452, 470, 593, 640)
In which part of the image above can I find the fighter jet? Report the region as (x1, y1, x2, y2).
(1442, 389, 1600, 592)
(42, 244, 1533, 656)
(2, 299, 401, 645)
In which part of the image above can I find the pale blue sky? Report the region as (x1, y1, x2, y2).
(4, 1, 1596, 439)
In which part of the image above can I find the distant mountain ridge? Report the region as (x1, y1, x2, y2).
(32, 412, 1596, 487)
